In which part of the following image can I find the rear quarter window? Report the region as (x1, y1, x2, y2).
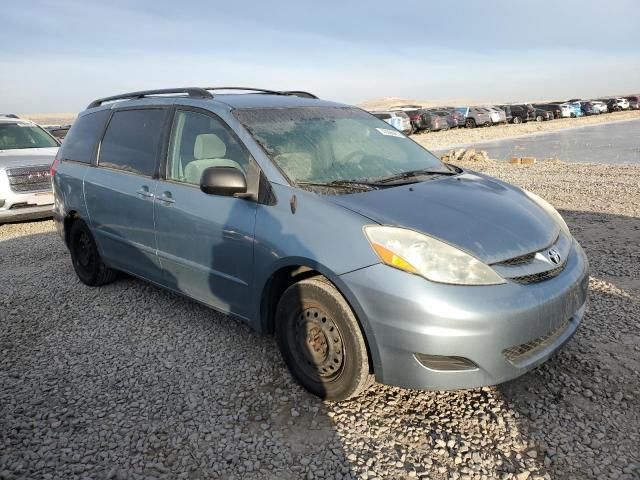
(59, 110, 110, 163)
(99, 108, 168, 177)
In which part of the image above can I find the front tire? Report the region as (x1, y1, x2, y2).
(465, 118, 476, 128)
(512, 116, 522, 124)
(69, 220, 117, 286)
(275, 277, 373, 401)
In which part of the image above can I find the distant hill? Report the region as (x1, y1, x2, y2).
(20, 113, 77, 126)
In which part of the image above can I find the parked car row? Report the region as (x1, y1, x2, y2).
(370, 94, 639, 133)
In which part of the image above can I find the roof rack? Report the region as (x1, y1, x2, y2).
(87, 86, 319, 109)
(204, 87, 318, 99)
(87, 87, 213, 108)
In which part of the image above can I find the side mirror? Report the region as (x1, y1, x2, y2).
(200, 166, 247, 197)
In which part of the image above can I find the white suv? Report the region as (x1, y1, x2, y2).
(0, 116, 59, 223)
(371, 110, 413, 134)
(613, 97, 630, 110)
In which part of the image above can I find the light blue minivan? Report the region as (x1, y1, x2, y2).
(52, 87, 589, 400)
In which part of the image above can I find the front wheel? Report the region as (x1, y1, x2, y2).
(465, 118, 476, 128)
(69, 219, 117, 286)
(536, 115, 543, 122)
(276, 277, 374, 401)
(512, 116, 522, 124)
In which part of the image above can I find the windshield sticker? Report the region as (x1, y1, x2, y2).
(375, 127, 405, 138)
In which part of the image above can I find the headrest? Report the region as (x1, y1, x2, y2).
(194, 133, 226, 159)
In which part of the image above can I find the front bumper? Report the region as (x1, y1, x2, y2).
(0, 191, 54, 223)
(340, 240, 589, 390)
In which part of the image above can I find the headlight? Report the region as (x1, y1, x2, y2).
(364, 226, 505, 285)
(523, 189, 571, 238)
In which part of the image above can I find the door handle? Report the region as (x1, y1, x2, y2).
(136, 186, 154, 198)
(157, 191, 175, 204)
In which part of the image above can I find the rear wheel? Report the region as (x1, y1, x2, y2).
(536, 115, 543, 122)
(512, 116, 522, 124)
(69, 220, 117, 286)
(276, 277, 373, 401)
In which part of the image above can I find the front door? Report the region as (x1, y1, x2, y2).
(154, 108, 259, 319)
(84, 107, 169, 283)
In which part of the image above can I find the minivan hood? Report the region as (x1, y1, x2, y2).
(329, 172, 559, 264)
(0, 147, 58, 169)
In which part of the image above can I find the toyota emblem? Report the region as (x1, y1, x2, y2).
(547, 248, 561, 265)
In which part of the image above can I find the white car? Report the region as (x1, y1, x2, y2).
(559, 104, 574, 118)
(591, 101, 608, 114)
(613, 97, 630, 110)
(0, 116, 59, 223)
(485, 106, 506, 124)
(371, 110, 413, 134)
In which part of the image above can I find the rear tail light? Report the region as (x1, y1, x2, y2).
(49, 156, 60, 177)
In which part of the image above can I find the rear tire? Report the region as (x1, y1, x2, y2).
(275, 277, 373, 401)
(536, 115, 543, 122)
(512, 116, 522, 124)
(69, 220, 117, 286)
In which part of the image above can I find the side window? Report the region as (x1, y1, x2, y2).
(58, 110, 110, 163)
(167, 110, 253, 186)
(99, 109, 168, 176)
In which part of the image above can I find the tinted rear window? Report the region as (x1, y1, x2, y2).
(99, 109, 168, 176)
(59, 110, 110, 163)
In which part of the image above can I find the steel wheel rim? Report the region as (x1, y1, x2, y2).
(292, 307, 345, 381)
(76, 232, 94, 269)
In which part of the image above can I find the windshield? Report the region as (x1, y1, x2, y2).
(234, 107, 447, 184)
(0, 122, 58, 150)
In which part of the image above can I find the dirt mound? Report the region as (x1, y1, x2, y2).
(440, 148, 495, 164)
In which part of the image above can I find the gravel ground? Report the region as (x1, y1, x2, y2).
(1, 161, 639, 480)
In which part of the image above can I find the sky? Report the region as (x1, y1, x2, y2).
(1, 0, 639, 113)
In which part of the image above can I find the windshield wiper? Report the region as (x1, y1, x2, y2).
(296, 180, 382, 190)
(370, 167, 459, 185)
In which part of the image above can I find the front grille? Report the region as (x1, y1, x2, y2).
(497, 252, 536, 266)
(6, 165, 51, 193)
(503, 319, 571, 364)
(510, 265, 564, 284)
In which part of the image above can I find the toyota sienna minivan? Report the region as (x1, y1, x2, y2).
(52, 87, 589, 401)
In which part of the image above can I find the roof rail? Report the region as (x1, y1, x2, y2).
(205, 87, 318, 99)
(87, 87, 213, 108)
(0, 113, 20, 119)
(281, 90, 318, 99)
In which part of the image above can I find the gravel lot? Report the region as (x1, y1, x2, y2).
(1, 161, 639, 480)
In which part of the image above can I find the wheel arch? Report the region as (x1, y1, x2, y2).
(257, 258, 381, 376)
(63, 210, 82, 248)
